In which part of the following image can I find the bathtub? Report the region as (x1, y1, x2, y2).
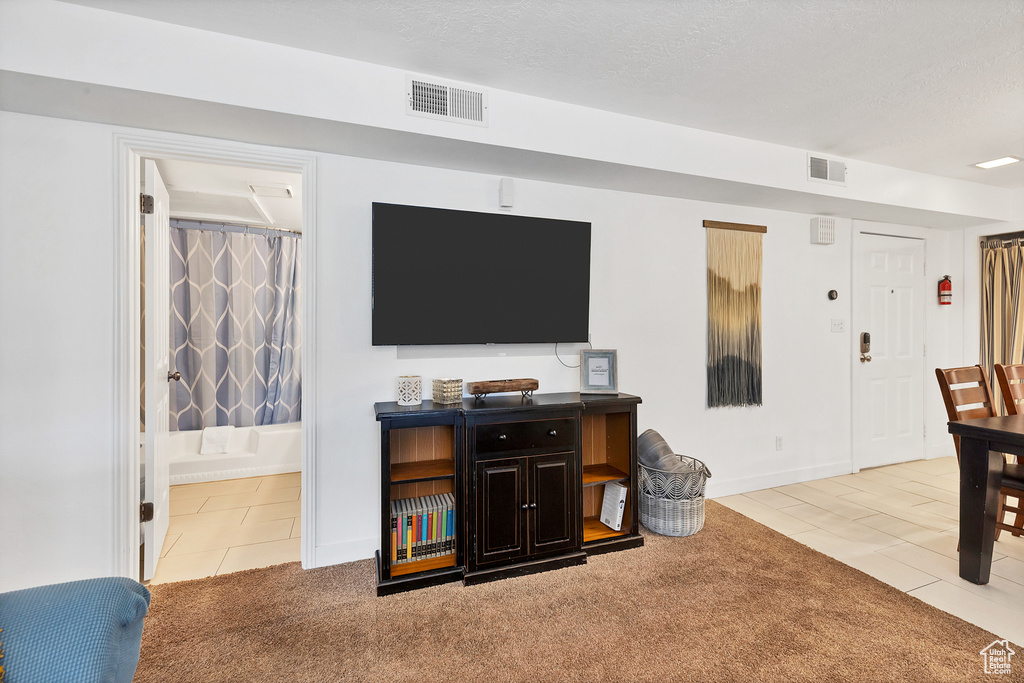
(167, 422, 302, 485)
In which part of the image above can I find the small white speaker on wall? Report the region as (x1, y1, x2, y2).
(499, 177, 514, 208)
(810, 217, 837, 245)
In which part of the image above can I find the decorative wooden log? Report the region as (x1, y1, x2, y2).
(466, 378, 539, 398)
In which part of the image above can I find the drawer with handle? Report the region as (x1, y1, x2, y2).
(475, 418, 575, 455)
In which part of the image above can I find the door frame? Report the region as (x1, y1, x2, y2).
(850, 225, 928, 472)
(112, 131, 318, 578)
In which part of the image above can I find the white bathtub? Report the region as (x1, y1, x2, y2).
(167, 422, 302, 485)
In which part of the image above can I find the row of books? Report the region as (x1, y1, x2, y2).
(390, 493, 455, 564)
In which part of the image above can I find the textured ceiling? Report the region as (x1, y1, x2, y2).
(64, 0, 1024, 189)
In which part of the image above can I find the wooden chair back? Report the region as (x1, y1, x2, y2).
(935, 365, 997, 459)
(935, 365, 1024, 540)
(994, 364, 1024, 416)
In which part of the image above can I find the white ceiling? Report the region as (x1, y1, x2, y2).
(66, 0, 1024, 191)
(155, 158, 302, 231)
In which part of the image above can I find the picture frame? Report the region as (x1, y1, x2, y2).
(580, 349, 618, 394)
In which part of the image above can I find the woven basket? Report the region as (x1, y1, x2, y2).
(639, 454, 711, 537)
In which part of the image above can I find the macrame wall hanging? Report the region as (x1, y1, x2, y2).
(704, 220, 765, 408)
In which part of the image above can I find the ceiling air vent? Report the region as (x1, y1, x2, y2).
(407, 76, 488, 127)
(808, 154, 847, 185)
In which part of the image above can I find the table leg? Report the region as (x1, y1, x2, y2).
(959, 436, 1003, 584)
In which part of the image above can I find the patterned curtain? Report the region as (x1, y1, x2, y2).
(706, 226, 763, 408)
(981, 238, 1024, 412)
(169, 224, 301, 430)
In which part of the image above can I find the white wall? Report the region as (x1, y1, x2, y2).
(1, 96, 976, 589)
(0, 112, 118, 589)
(313, 157, 866, 562)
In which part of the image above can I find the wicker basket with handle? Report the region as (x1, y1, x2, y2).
(638, 454, 712, 537)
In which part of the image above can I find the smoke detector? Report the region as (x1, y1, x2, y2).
(406, 75, 488, 127)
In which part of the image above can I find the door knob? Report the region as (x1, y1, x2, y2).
(167, 371, 181, 381)
(860, 354, 872, 363)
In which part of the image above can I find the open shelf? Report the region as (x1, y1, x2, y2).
(582, 463, 628, 486)
(391, 459, 454, 483)
(583, 516, 627, 543)
(390, 553, 457, 577)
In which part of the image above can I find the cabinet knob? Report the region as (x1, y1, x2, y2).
(521, 503, 528, 510)
(529, 502, 537, 509)
(498, 434, 507, 441)
(547, 429, 557, 437)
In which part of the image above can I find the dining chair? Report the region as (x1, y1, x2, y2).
(994, 363, 1024, 416)
(935, 365, 1024, 540)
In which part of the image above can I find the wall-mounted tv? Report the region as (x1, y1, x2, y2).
(372, 202, 591, 346)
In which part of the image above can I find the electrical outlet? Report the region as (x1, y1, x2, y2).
(831, 319, 846, 333)
(775, 436, 783, 451)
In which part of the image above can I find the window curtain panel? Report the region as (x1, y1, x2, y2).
(706, 227, 763, 408)
(169, 226, 301, 430)
(981, 238, 1024, 412)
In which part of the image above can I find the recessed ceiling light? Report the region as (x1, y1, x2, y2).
(974, 156, 1021, 169)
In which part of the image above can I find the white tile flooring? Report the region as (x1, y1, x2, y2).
(716, 456, 1024, 646)
(150, 472, 301, 584)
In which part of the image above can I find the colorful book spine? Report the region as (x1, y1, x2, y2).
(390, 499, 398, 563)
(390, 493, 457, 565)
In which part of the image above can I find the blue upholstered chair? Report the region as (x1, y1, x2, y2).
(0, 577, 150, 682)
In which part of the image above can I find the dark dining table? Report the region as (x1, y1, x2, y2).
(947, 414, 1024, 585)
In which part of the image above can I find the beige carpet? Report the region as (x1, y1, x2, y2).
(137, 501, 1009, 682)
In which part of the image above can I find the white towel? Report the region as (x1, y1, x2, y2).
(199, 425, 234, 455)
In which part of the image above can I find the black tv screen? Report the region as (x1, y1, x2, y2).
(372, 203, 591, 345)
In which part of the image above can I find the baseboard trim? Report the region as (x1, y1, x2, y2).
(706, 461, 853, 499)
(312, 537, 378, 569)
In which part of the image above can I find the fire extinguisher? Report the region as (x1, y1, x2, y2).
(938, 275, 952, 305)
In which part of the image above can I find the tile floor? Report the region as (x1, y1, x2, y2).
(716, 456, 1024, 646)
(150, 472, 301, 585)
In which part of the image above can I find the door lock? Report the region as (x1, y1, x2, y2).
(859, 332, 872, 362)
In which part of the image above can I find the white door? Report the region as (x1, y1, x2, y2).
(852, 232, 926, 469)
(142, 159, 171, 581)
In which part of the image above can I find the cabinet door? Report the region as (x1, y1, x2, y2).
(475, 457, 526, 567)
(528, 452, 577, 555)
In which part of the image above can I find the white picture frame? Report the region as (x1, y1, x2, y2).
(580, 349, 618, 394)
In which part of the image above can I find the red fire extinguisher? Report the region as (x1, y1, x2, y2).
(938, 275, 952, 305)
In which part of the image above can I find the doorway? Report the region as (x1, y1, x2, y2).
(851, 231, 927, 469)
(114, 133, 317, 583)
(143, 158, 305, 582)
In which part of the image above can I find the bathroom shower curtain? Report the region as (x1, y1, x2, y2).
(169, 224, 301, 430)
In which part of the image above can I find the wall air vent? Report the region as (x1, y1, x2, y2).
(810, 217, 837, 245)
(807, 154, 847, 185)
(406, 76, 489, 127)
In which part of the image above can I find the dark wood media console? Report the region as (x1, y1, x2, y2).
(374, 392, 643, 596)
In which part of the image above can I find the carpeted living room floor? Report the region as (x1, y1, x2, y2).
(135, 501, 1013, 682)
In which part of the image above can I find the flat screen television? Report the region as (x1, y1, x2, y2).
(372, 202, 591, 345)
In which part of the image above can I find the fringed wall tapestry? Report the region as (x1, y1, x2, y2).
(705, 220, 765, 408)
